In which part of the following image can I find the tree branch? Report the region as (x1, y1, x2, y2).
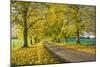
(27, 18, 43, 30)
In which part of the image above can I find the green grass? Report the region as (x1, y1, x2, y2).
(66, 38, 96, 45)
(12, 39, 23, 48)
(11, 39, 36, 48)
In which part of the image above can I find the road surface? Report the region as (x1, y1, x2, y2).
(44, 42, 96, 63)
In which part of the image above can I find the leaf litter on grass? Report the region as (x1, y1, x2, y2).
(12, 42, 59, 65)
(56, 43, 96, 55)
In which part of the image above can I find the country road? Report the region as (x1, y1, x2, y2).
(44, 42, 96, 63)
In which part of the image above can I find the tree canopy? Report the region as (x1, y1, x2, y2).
(11, 1, 96, 47)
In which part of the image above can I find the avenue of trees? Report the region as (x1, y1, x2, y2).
(11, 1, 96, 47)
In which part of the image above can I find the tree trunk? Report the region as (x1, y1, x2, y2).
(64, 36, 67, 43)
(76, 29, 80, 43)
(57, 38, 60, 43)
(37, 39, 40, 43)
(34, 37, 38, 43)
(30, 36, 32, 45)
(76, 6, 81, 44)
(23, 26, 28, 47)
(23, 7, 28, 47)
(34, 37, 36, 43)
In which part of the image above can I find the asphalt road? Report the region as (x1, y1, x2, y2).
(44, 42, 96, 63)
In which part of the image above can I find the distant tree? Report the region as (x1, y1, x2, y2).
(69, 5, 96, 43)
